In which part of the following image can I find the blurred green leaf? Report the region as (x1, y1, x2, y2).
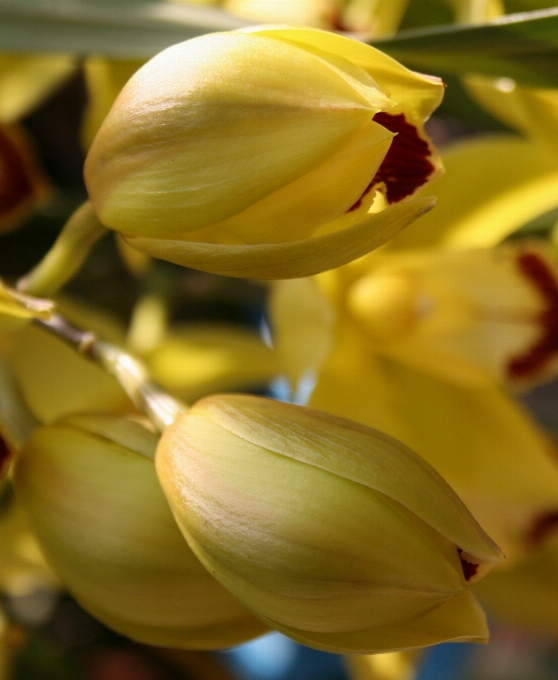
(0, 0, 248, 57)
(373, 8, 558, 87)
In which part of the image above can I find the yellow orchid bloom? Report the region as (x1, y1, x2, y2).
(345, 243, 558, 390)
(85, 26, 443, 279)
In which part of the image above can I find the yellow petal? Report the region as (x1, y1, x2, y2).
(385, 135, 558, 250)
(145, 324, 280, 403)
(247, 26, 445, 123)
(81, 57, 144, 150)
(262, 589, 489, 653)
(269, 278, 335, 387)
(124, 195, 436, 279)
(13, 418, 267, 648)
(86, 32, 383, 238)
(311, 345, 558, 561)
(0, 54, 75, 124)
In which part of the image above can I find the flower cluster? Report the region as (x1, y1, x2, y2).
(1, 5, 558, 680)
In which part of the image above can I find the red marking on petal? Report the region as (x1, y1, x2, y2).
(527, 511, 558, 547)
(458, 548, 478, 582)
(507, 252, 558, 380)
(0, 437, 10, 481)
(371, 112, 435, 204)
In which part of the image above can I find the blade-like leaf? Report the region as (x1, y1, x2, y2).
(372, 8, 558, 87)
(0, 0, 248, 57)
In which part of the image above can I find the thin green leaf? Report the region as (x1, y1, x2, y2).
(372, 8, 558, 87)
(0, 0, 248, 57)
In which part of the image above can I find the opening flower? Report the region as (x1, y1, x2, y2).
(85, 26, 443, 279)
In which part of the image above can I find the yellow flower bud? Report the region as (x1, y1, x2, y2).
(85, 27, 443, 279)
(12, 414, 267, 648)
(156, 394, 503, 654)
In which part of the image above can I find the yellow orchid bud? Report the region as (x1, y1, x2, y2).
(345, 242, 558, 390)
(12, 414, 267, 648)
(84, 27, 443, 279)
(156, 394, 503, 654)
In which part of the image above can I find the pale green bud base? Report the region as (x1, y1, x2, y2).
(17, 201, 107, 298)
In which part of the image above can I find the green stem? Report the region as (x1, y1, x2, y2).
(33, 313, 186, 432)
(17, 201, 108, 297)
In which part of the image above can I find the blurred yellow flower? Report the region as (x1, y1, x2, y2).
(13, 414, 268, 649)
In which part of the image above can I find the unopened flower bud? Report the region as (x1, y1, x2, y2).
(156, 394, 503, 653)
(85, 27, 443, 279)
(13, 414, 267, 648)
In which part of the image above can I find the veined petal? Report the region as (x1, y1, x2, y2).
(199, 394, 502, 567)
(245, 26, 445, 122)
(193, 119, 393, 245)
(86, 32, 382, 237)
(124, 195, 436, 279)
(263, 589, 488, 654)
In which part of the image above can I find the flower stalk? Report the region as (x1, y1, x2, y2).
(32, 311, 186, 432)
(17, 201, 107, 298)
